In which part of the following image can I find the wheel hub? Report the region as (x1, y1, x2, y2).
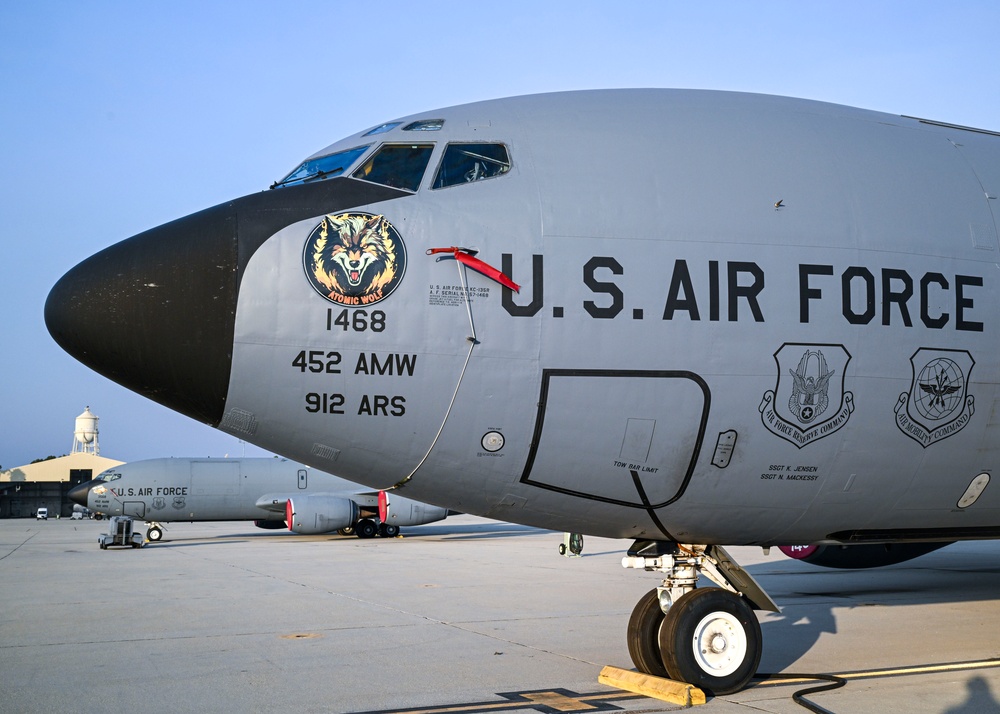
(693, 613, 746, 677)
(707, 633, 728, 654)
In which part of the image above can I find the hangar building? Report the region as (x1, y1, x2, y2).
(0, 408, 123, 518)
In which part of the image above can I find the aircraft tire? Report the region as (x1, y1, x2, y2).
(355, 519, 378, 539)
(147, 526, 163, 541)
(379, 524, 399, 538)
(338, 527, 355, 536)
(627, 588, 669, 678)
(659, 588, 761, 695)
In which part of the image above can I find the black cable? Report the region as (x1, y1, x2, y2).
(756, 672, 847, 714)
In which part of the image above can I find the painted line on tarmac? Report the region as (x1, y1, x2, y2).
(0, 532, 36, 561)
(755, 657, 1000, 686)
(349, 687, 643, 714)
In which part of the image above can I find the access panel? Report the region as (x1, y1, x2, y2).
(520, 369, 709, 508)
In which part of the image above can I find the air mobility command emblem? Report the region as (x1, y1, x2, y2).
(895, 348, 975, 447)
(759, 343, 854, 448)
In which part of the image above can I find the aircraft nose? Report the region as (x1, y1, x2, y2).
(68, 480, 98, 507)
(45, 203, 238, 425)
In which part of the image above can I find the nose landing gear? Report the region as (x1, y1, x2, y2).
(622, 541, 777, 695)
(660, 588, 761, 693)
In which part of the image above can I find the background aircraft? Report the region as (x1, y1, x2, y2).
(69, 457, 448, 541)
(47, 89, 1000, 694)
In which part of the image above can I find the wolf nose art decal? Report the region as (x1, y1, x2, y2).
(303, 212, 407, 306)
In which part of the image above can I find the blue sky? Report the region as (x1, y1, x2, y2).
(2, 1, 998, 469)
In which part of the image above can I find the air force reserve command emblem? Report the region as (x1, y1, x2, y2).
(895, 348, 975, 447)
(759, 343, 854, 448)
(303, 212, 407, 306)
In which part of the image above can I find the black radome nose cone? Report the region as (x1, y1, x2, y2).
(68, 480, 98, 507)
(45, 203, 238, 426)
(45, 176, 411, 427)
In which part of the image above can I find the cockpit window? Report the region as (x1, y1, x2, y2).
(351, 144, 434, 192)
(97, 472, 121, 482)
(404, 119, 444, 131)
(364, 122, 402, 136)
(432, 143, 510, 189)
(272, 145, 371, 189)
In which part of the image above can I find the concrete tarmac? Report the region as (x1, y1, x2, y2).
(2, 515, 999, 713)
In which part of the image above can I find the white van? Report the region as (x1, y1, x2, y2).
(36, 507, 48, 520)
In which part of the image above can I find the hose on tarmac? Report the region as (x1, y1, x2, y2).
(756, 672, 847, 714)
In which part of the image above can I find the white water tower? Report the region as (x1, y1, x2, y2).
(71, 406, 100, 455)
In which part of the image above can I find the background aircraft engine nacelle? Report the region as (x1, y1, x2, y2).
(253, 519, 287, 530)
(286, 495, 360, 535)
(779, 542, 951, 569)
(384, 495, 448, 526)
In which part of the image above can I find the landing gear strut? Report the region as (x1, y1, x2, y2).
(622, 542, 777, 695)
